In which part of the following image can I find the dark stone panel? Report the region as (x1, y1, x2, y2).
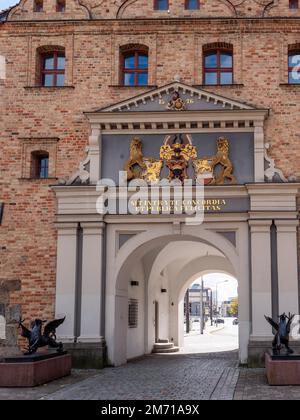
(119, 233, 138, 249)
(102, 132, 254, 185)
(64, 342, 107, 369)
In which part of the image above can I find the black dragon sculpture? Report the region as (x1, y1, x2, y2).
(18, 317, 65, 355)
(265, 313, 295, 356)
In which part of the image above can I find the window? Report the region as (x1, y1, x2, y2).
(31, 152, 49, 179)
(128, 299, 138, 328)
(122, 50, 148, 86)
(288, 50, 300, 84)
(154, 0, 169, 10)
(56, 0, 66, 12)
(289, 0, 299, 9)
(34, 0, 43, 12)
(203, 48, 233, 85)
(185, 0, 200, 9)
(41, 51, 65, 87)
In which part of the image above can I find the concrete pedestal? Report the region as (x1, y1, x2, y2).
(0, 352, 72, 387)
(265, 352, 300, 386)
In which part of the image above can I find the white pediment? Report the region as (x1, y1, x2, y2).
(95, 82, 258, 113)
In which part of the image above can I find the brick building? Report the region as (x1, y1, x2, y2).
(0, 0, 299, 367)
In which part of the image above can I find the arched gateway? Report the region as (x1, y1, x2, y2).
(53, 82, 300, 367)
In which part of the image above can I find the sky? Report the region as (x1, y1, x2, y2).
(1, 0, 19, 11)
(192, 274, 238, 304)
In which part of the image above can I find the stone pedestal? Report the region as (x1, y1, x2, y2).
(265, 352, 300, 386)
(0, 352, 71, 387)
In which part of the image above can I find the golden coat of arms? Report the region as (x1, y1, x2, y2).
(166, 91, 186, 111)
(124, 135, 237, 185)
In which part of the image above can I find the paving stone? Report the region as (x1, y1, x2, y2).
(1, 352, 300, 400)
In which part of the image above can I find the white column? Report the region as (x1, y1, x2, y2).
(78, 222, 104, 343)
(249, 220, 273, 339)
(55, 223, 78, 342)
(88, 123, 101, 184)
(276, 220, 299, 315)
(254, 122, 265, 182)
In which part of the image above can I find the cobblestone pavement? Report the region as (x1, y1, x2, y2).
(2, 352, 300, 400)
(0, 370, 99, 401)
(45, 352, 239, 400)
(234, 368, 300, 400)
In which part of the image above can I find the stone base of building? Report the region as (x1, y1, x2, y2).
(248, 341, 300, 368)
(265, 352, 300, 385)
(64, 341, 107, 369)
(0, 352, 71, 387)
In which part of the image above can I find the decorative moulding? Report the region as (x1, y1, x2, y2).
(264, 143, 288, 183)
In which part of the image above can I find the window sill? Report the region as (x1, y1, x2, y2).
(109, 85, 157, 89)
(193, 84, 244, 88)
(19, 177, 58, 181)
(279, 83, 300, 87)
(24, 86, 75, 90)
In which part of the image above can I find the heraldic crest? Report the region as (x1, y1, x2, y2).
(124, 134, 237, 185)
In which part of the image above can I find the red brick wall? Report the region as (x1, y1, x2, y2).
(7, 0, 300, 20)
(0, 16, 299, 324)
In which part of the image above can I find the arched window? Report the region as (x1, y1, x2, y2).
(38, 48, 65, 87)
(288, 49, 300, 84)
(185, 0, 200, 10)
(31, 151, 49, 179)
(121, 45, 149, 86)
(203, 45, 233, 85)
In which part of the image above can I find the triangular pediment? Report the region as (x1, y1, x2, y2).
(94, 82, 258, 113)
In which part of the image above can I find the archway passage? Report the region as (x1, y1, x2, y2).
(106, 224, 250, 366)
(183, 274, 239, 355)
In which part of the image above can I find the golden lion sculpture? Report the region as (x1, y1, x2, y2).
(124, 137, 147, 181)
(211, 137, 237, 185)
(124, 137, 162, 183)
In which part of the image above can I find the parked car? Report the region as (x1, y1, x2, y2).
(232, 318, 239, 325)
(215, 318, 225, 324)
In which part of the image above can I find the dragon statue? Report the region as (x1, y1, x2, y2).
(18, 317, 66, 355)
(265, 313, 295, 356)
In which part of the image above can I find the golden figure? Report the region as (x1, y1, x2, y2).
(124, 137, 162, 183)
(211, 137, 237, 185)
(193, 137, 237, 185)
(124, 137, 147, 181)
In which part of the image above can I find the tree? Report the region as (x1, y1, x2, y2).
(228, 297, 238, 317)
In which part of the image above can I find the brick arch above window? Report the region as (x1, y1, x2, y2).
(203, 42, 233, 53)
